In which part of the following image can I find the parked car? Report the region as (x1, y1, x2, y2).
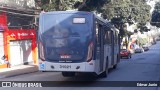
(142, 46, 149, 51)
(151, 41, 156, 45)
(134, 48, 144, 53)
(120, 49, 132, 59)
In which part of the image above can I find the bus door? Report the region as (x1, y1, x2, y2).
(96, 24, 104, 72)
(118, 34, 121, 62)
(114, 31, 119, 64)
(100, 26, 105, 72)
(110, 31, 114, 66)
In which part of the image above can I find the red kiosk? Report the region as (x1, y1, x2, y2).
(0, 8, 38, 68)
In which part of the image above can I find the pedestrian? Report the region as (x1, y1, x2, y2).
(1, 55, 11, 68)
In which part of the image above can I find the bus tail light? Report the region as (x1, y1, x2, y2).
(87, 42, 93, 62)
(39, 42, 45, 61)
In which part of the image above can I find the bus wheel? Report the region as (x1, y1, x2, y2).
(113, 64, 117, 69)
(113, 55, 119, 69)
(62, 72, 75, 77)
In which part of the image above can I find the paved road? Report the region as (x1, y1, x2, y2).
(1, 41, 160, 90)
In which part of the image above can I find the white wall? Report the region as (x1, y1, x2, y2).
(0, 33, 4, 64)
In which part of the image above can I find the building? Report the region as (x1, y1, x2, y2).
(0, 0, 40, 68)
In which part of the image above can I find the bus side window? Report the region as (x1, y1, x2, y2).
(96, 22, 98, 44)
(116, 31, 119, 44)
(104, 26, 109, 45)
(96, 23, 101, 46)
(113, 31, 116, 45)
(108, 31, 111, 45)
(104, 30, 111, 45)
(114, 31, 118, 44)
(104, 30, 108, 44)
(96, 22, 98, 35)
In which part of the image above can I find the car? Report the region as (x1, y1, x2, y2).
(142, 46, 149, 51)
(156, 37, 160, 41)
(134, 48, 144, 53)
(151, 41, 156, 45)
(120, 49, 132, 59)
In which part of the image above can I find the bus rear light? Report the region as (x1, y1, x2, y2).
(87, 42, 93, 62)
(60, 55, 71, 59)
(39, 42, 45, 61)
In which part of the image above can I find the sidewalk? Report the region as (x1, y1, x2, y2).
(0, 65, 38, 79)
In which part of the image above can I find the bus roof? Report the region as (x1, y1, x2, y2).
(40, 11, 119, 32)
(40, 11, 94, 16)
(95, 15, 116, 30)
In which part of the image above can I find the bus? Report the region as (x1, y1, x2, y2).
(38, 11, 120, 77)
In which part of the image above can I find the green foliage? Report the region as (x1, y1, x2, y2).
(154, 2, 160, 11)
(36, 0, 151, 25)
(39, 0, 82, 11)
(36, 0, 111, 11)
(151, 2, 160, 27)
(35, 0, 151, 36)
(100, 0, 151, 36)
(78, 0, 111, 11)
(138, 38, 147, 46)
(101, 0, 151, 24)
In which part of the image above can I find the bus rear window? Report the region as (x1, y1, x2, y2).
(73, 18, 85, 24)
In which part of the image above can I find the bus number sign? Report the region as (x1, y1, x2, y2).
(60, 65, 71, 69)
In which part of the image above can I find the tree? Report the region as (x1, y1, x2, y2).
(151, 2, 160, 27)
(101, 0, 151, 33)
(77, 0, 151, 36)
(78, 0, 111, 11)
(35, 0, 83, 11)
(35, 0, 151, 36)
(35, 0, 111, 11)
(100, 0, 151, 21)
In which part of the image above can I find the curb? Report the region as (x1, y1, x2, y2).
(0, 65, 38, 79)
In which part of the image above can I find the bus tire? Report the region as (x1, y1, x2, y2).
(113, 55, 119, 69)
(62, 72, 75, 77)
(117, 54, 120, 62)
(113, 64, 117, 69)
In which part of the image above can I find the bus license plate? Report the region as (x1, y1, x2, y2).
(60, 65, 71, 69)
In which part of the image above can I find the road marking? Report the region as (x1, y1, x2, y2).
(150, 48, 160, 50)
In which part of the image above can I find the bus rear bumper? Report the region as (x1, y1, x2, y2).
(39, 60, 96, 73)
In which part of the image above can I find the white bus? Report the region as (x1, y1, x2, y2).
(38, 11, 120, 77)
